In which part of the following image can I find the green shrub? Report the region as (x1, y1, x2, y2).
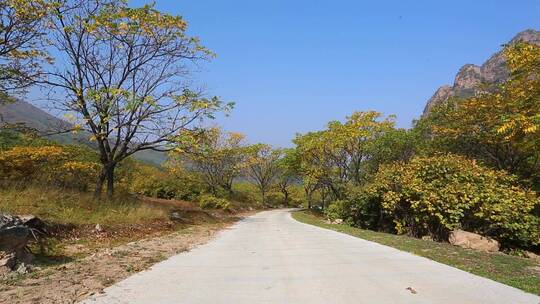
(265, 192, 285, 207)
(0, 129, 52, 151)
(325, 200, 347, 221)
(230, 182, 261, 204)
(199, 195, 231, 211)
(353, 154, 540, 247)
(130, 165, 203, 201)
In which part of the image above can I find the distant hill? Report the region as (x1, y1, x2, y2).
(0, 100, 167, 166)
(422, 29, 540, 116)
(0, 99, 70, 131)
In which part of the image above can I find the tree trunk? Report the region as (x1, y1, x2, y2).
(305, 187, 312, 209)
(261, 188, 266, 207)
(106, 163, 116, 199)
(94, 168, 107, 199)
(223, 183, 234, 196)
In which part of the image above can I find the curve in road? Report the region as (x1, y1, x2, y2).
(82, 209, 540, 304)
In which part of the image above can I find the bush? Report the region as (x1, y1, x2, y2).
(0, 145, 99, 190)
(130, 165, 203, 201)
(325, 200, 347, 221)
(265, 192, 285, 207)
(230, 182, 261, 204)
(198, 195, 231, 211)
(351, 154, 540, 247)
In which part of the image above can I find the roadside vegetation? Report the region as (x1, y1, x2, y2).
(0, 3, 300, 296)
(293, 211, 540, 295)
(0, 0, 539, 298)
(286, 41, 540, 255)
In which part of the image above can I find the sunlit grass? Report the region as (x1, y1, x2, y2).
(0, 184, 169, 227)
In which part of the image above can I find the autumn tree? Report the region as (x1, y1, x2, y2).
(497, 42, 540, 139)
(274, 148, 300, 207)
(41, 0, 231, 198)
(426, 41, 540, 187)
(293, 111, 395, 201)
(0, 0, 52, 99)
(170, 127, 247, 195)
(366, 127, 419, 173)
(244, 144, 282, 205)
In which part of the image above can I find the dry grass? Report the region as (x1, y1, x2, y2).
(0, 184, 169, 227)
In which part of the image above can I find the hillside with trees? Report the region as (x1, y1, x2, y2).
(0, 0, 539, 301)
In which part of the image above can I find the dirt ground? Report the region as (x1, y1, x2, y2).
(0, 213, 246, 304)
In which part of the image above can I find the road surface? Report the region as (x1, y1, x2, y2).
(82, 209, 540, 304)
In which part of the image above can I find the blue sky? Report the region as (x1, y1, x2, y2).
(139, 1, 539, 146)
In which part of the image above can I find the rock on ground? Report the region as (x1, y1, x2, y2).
(449, 229, 500, 252)
(0, 214, 45, 273)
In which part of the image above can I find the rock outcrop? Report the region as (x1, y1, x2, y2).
(448, 230, 500, 252)
(422, 29, 540, 116)
(0, 214, 45, 274)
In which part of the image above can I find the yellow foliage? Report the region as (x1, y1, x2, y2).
(361, 154, 540, 246)
(0, 145, 98, 190)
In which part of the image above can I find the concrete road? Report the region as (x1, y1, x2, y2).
(82, 209, 540, 304)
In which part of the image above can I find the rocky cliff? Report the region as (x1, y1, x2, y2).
(422, 29, 540, 116)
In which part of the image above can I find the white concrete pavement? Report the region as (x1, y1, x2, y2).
(82, 209, 540, 304)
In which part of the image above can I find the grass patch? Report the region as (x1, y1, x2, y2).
(0, 185, 169, 227)
(292, 210, 540, 295)
(0, 184, 175, 267)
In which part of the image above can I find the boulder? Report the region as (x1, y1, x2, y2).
(0, 251, 17, 268)
(0, 252, 16, 272)
(524, 251, 540, 261)
(421, 235, 434, 241)
(326, 218, 344, 225)
(0, 213, 43, 274)
(448, 230, 499, 252)
(0, 226, 30, 253)
(19, 215, 46, 233)
(169, 211, 184, 222)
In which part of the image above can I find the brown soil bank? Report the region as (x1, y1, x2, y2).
(0, 186, 253, 303)
(0, 213, 247, 304)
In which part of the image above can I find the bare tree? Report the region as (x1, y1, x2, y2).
(0, 0, 51, 98)
(41, 0, 231, 198)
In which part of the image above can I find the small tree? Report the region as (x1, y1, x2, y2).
(275, 148, 300, 207)
(171, 127, 247, 195)
(245, 144, 282, 206)
(0, 0, 52, 98)
(42, 0, 231, 198)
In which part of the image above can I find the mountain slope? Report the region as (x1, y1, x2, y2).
(0, 100, 166, 165)
(422, 29, 540, 116)
(0, 100, 70, 131)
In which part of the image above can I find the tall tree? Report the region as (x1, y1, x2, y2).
(0, 0, 51, 99)
(294, 111, 395, 200)
(171, 127, 247, 195)
(497, 42, 540, 142)
(245, 144, 282, 205)
(42, 0, 231, 198)
(275, 148, 300, 207)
